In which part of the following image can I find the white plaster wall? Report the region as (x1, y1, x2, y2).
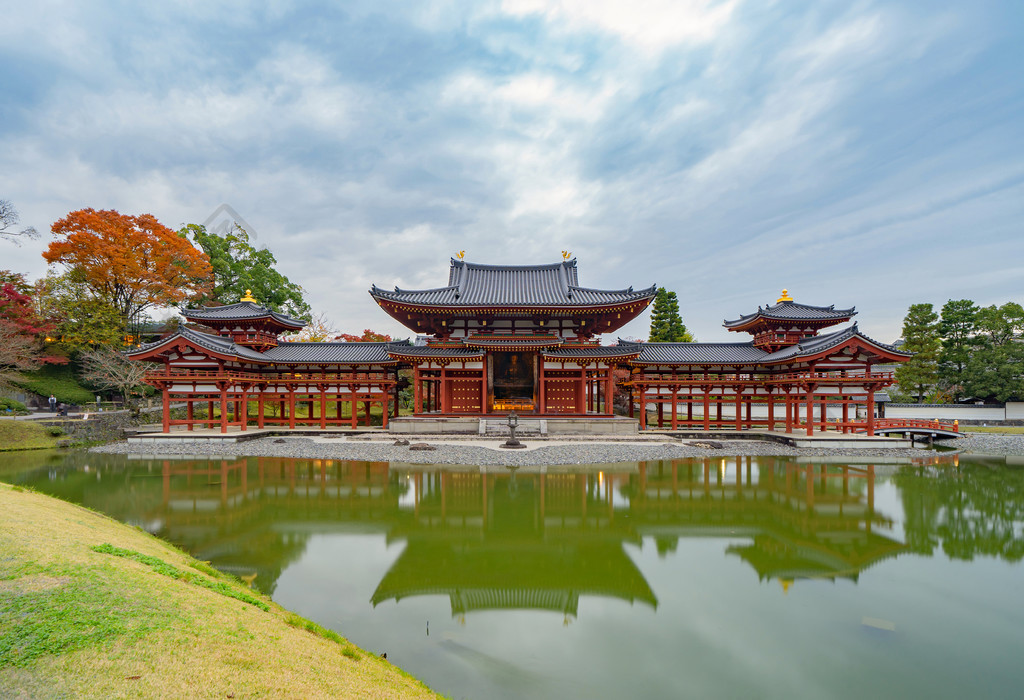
(885, 405, 1006, 421)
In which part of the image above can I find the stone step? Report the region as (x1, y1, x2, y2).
(479, 419, 547, 436)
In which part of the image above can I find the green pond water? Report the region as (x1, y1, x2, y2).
(2, 450, 1023, 700)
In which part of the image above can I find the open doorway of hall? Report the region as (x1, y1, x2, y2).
(489, 351, 536, 413)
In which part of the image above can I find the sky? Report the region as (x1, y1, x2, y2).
(1, 0, 1022, 344)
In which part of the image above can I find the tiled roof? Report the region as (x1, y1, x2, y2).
(760, 324, 909, 363)
(128, 327, 268, 362)
(543, 346, 643, 359)
(130, 330, 400, 365)
(620, 340, 768, 365)
(385, 344, 484, 359)
(620, 325, 910, 367)
(723, 301, 856, 328)
(262, 342, 396, 364)
(181, 301, 306, 329)
(371, 258, 656, 308)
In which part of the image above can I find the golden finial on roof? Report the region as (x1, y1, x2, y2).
(777, 289, 793, 303)
(240, 289, 257, 302)
(455, 250, 465, 261)
(561, 250, 572, 260)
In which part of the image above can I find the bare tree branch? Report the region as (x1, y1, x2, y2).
(0, 199, 40, 246)
(80, 347, 148, 412)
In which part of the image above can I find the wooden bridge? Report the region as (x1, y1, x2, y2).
(867, 419, 961, 440)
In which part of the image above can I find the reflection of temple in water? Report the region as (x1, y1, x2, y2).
(145, 456, 907, 615)
(629, 459, 905, 585)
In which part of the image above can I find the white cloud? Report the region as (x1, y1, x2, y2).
(500, 0, 738, 53)
(1, 0, 1020, 347)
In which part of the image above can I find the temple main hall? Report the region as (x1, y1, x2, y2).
(130, 256, 909, 435)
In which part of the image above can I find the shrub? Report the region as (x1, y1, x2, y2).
(0, 397, 30, 415)
(14, 364, 96, 405)
(47, 426, 64, 437)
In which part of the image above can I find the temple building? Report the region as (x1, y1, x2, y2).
(370, 257, 656, 416)
(129, 257, 909, 435)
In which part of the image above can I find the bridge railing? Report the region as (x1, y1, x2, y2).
(873, 418, 959, 433)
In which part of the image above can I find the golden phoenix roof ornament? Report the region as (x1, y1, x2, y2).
(455, 250, 465, 261)
(561, 250, 572, 260)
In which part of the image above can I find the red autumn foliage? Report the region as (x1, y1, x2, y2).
(337, 329, 393, 342)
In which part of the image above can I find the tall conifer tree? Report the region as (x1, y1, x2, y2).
(895, 303, 940, 403)
(648, 288, 694, 342)
(937, 299, 978, 401)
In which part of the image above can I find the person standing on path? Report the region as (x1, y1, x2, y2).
(48, 394, 57, 412)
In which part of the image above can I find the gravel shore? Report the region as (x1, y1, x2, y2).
(88, 433, 974, 467)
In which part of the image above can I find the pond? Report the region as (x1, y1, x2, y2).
(2, 450, 1023, 700)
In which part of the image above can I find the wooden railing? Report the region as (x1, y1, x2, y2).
(873, 418, 959, 433)
(145, 368, 394, 383)
(623, 371, 896, 387)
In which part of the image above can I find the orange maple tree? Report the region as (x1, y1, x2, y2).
(43, 209, 213, 324)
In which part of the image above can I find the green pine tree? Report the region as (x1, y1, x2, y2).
(937, 298, 978, 401)
(894, 303, 940, 403)
(648, 287, 694, 342)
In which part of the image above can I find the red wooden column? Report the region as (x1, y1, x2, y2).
(785, 392, 793, 433)
(805, 387, 814, 436)
(413, 366, 422, 415)
(319, 388, 327, 429)
(767, 393, 775, 431)
(703, 388, 710, 430)
(671, 388, 678, 429)
(440, 365, 450, 414)
(841, 396, 848, 433)
(257, 391, 265, 429)
(866, 388, 876, 436)
(239, 388, 248, 431)
(186, 398, 194, 432)
(538, 360, 546, 413)
(481, 356, 489, 415)
(350, 387, 358, 429)
(576, 368, 585, 415)
(735, 389, 742, 430)
(219, 384, 228, 434)
(161, 386, 170, 433)
(605, 370, 614, 416)
(393, 370, 400, 419)
(638, 385, 647, 430)
(288, 389, 296, 429)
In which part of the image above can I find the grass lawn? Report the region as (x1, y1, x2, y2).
(0, 483, 441, 699)
(962, 426, 1024, 434)
(0, 421, 62, 452)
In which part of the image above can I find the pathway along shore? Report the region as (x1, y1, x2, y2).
(85, 432, 1011, 467)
